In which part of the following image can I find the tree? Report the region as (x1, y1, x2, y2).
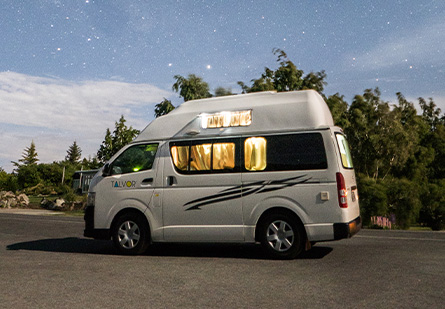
(65, 141, 82, 164)
(154, 98, 175, 118)
(12, 141, 39, 167)
(326, 93, 350, 129)
(214, 87, 233, 97)
(81, 156, 102, 170)
(238, 48, 327, 94)
(172, 74, 212, 102)
(97, 116, 140, 163)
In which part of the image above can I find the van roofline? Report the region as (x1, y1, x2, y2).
(134, 90, 334, 142)
(130, 126, 332, 144)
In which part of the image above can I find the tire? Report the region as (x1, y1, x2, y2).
(258, 212, 305, 259)
(112, 212, 150, 255)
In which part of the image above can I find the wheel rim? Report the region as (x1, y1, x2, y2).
(117, 220, 141, 249)
(266, 220, 294, 252)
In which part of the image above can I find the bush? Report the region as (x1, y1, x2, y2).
(357, 175, 388, 226)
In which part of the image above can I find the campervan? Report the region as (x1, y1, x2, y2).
(84, 90, 361, 259)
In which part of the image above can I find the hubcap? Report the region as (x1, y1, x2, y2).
(266, 220, 294, 252)
(118, 220, 140, 249)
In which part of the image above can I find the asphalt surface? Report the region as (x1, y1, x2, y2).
(0, 211, 444, 309)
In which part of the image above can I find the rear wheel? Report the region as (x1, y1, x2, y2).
(112, 212, 150, 255)
(259, 212, 304, 259)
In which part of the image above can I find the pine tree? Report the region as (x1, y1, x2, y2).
(12, 141, 39, 167)
(66, 141, 82, 164)
(97, 116, 140, 163)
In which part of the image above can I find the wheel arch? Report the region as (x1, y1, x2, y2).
(254, 207, 307, 243)
(110, 207, 151, 241)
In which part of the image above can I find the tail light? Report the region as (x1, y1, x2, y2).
(336, 172, 348, 208)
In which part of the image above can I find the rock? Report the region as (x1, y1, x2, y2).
(46, 201, 56, 210)
(0, 192, 29, 208)
(54, 198, 65, 208)
(17, 194, 30, 206)
(40, 198, 49, 208)
(4, 191, 15, 199)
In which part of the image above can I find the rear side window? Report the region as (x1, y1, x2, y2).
(244, 137, 267, 171)
(336, 134, 354, 168)
(244, 133, 328, 171)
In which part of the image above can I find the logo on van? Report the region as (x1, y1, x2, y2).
(112, 180, 136, 188)
(183, 175, 311, 210)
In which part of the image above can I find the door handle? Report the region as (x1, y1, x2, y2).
(167, 176, 176, 186)
(142, 178, 153, 184)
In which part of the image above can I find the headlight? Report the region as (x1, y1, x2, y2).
(87, 192, 96, 207)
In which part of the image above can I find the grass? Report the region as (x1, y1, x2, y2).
(408, 226, 433, 231)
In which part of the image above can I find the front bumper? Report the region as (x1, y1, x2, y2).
(83, 206, 110, 240)
(333, 216, 362, 240)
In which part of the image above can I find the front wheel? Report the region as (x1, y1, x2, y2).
(259, 213, 305, 259)
(112, 213, 150, 255)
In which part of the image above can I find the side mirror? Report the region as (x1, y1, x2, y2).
(102, 163, 111, 177)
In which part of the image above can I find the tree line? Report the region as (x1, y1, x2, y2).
(1, 49, 444, 230)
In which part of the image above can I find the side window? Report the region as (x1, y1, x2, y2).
(111, 144, 158, 175)
(243, 133, 327, 172)
(336, 134, 354, 168)
(244, 137, 267, 171)
(171, 145, 189, 171)
(170, 140, 237, 173)
(190, 144, 212, 171)
(213, 143, 235, 170)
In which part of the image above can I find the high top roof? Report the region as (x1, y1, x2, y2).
(133, 90, 334, 142)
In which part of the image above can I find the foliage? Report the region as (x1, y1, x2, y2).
(172, 74, 212, 101)
(0, 170, 18, 192)
(237, 49, 327, 94)
(214, 87, 233, 97)
(97, 115, 140, 163)
(65, 141, 82, 164)
(356, 175, 388, 226)
(154, 98, 175, 118)
(12, 141, 39, 167)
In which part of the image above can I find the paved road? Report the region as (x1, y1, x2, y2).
(1, 212, 444, 309)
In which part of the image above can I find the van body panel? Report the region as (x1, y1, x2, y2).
(304, 223, 335, 241)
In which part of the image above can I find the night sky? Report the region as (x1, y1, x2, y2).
(1, 0, 444, 172)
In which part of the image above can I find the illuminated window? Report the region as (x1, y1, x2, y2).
(171, 146, 189, 171)
(170, 140, 237, 173)
(190, 144, 212, 171)
(213, 143, 235, 170)
(201, 110, 252, 129)
(111, 143, 158, 175)
(244, 137, 267, 171)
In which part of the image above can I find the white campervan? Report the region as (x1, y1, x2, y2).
(84, 90, 361, 259)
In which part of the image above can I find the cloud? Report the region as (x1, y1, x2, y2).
(349, 18, 445, 70)
(0, 72, 171, 172)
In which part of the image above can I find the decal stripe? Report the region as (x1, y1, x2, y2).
(184, 175, 310, 210)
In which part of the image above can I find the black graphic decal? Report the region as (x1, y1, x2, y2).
(184, 175, 310, 210)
